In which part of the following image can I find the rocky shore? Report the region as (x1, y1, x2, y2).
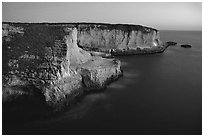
(2, 22, 169, 112)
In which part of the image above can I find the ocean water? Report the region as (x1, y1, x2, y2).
(3, 31, 202, 135)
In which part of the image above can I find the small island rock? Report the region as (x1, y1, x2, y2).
(180, 44, 192, 48)
(166, 41, 177, 46)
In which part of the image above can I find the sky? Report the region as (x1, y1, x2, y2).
(2, 2, 202, 30)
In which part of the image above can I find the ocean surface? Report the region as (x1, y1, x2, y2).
(3, 31, 202, 135)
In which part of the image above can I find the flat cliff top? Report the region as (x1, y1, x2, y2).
(3, 22, 158, 33)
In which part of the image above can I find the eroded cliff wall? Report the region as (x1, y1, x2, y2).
(76, 23, 163, 51)
(2, 23, 123, 110)
(2, 24, 90, 109)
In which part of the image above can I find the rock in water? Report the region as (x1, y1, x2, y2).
(180, 44, 192, 48)
(166, 41, 177, 46)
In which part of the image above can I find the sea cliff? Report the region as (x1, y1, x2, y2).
(2, 23, 122, 111)
(2, 22, 166, 111)
(76, 23, 164, 55)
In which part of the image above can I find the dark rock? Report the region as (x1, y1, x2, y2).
(180, 44, 192, 48)
(166, 41, 177, 46)
(2, 76, 32, 102)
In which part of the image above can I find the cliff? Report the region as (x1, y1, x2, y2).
(2, 23, 122, 111)
(2, 22, 167, 111)
(76, 23, 163, 55)
(3, 22, 165, 56)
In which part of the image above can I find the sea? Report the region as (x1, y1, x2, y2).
(3, 31, 202, 135)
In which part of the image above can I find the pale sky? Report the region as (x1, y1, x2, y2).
(2, 2, 202, 30)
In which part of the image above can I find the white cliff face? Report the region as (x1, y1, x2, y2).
(43, 27, 88, 109)
(76, 24, 163, 51)
(64, 28, 92, 66)
(60, 60, 71, 78)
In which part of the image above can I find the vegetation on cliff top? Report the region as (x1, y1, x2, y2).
(3, 22, 158, 33)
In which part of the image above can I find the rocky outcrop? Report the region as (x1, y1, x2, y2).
(2, 23, 123, 111)
(166, 41, 177, 46)
(180, 44, 192, 48)
(77, 57, 122, 91)
(2, 25, 85, 110)
(43, 28, 91, 110)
